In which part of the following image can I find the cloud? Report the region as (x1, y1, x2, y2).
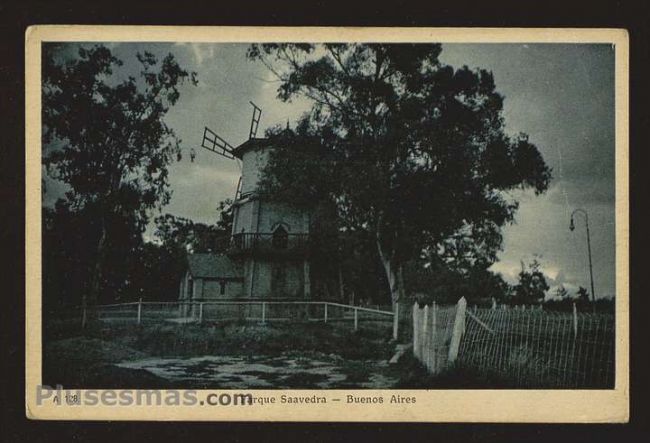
(174, 42, 218, 65)
(489, 260, 521, 284)
(191, 44, 216, 65)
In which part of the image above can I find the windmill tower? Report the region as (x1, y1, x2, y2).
(198, 102, 311, 299)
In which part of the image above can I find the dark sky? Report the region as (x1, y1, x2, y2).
(43, 42, 617, 298)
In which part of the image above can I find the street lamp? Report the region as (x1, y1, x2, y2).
(570, 208, 596, 306)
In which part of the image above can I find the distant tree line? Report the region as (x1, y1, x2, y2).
(43, 199, 233, 311)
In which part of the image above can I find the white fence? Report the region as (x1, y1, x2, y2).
(412, 301, 459, 374)
(413, 297, 615, 388)
(90, 300, 398, 337)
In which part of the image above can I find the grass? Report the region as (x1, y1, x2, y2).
(42, 336, 168, 388)
(43, 318, 397, 388)
(44, 316, 553, 389)
(105, 321, 392, 359)
(391, 355, 516, 389)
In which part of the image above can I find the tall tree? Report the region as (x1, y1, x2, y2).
(513, 258, 550, 304)
(577, 286, 590, 302)
(43, 44, 197, 310)
(248, 43, 551, 305)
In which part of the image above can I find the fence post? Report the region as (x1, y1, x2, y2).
(392, 302, 399, 340)
(137, 298, 142, 325)
(448, 296, 467, 363)
(354, 307, 358, 331)
(431, 302, 438, 373)
(262, 302, 266, 324)
(573, 302, 578, 339)
(423, 304, 430, 370)
(412, 303, 418, 359)
(198, 302, 204, 323)
(416, 303, 422, 359)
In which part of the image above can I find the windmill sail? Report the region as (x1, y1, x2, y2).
(249, 101, 262, 139)
(201, 126, 236, 159)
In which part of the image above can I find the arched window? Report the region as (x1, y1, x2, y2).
(272, 225, 289, 249)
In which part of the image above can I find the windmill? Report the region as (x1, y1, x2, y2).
(182, 99, 311, 300)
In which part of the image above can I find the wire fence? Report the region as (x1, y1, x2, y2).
(459, 306, 615, 388)
(413, 298, 615, 388)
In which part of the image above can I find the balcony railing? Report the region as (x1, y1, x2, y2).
(228, 232, 310, 255)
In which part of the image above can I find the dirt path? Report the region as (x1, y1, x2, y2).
(116, 353, 399, 389)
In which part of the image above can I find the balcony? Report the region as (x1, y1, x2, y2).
(228, 232, 310, 257)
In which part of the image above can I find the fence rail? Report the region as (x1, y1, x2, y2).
(89, 300, 397, 337)
(413, 297, 615, 388)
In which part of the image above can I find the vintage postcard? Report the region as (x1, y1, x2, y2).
(25, 26, 629, 422)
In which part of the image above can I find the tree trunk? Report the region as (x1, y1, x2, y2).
(377, 239, 403, 306)
(377, 241, 405, 341)
(375, 213, 407, 309)
(87, 211, 107, 319)
(338, 264, 345, 303)
(393, 263, 406, 314)
(87, 167, 121, 316)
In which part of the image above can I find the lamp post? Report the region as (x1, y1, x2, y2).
(570, 209, 596, 306)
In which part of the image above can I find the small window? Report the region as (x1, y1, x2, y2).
(272, 225, 289, 249)
(219, 280, 226, 296)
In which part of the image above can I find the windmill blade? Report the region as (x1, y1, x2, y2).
(201, 126, 235, 159)
(249, 101, 262, 139)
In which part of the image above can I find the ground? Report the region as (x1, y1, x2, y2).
(43, 319, 420, 389)
(114, 354, 397, 389)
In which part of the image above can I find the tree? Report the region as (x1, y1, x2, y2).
(576, 286, 590, 302)
(248, 43, 551, 305)
(43, 196, 148, 307)
(555, 284, 569, 299)
(404, 256, 511, 306)
(127, 242, 183, 302)
(216, 198, 234, 235)
(153, 211, 231, 255)
(513, 258, 549, 304)
(43, 200, 99, 310)
(43, 45, 197, 310)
